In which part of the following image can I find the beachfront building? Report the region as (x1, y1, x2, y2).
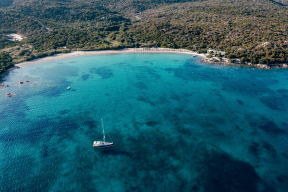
(207, 48, 226, 56)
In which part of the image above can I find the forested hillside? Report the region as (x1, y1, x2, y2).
(0, 0, 288, 71)
(0, 52, 12, 74)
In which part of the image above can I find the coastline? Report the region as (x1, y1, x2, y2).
(9, 47, 288, 70)
(15, 48, 206, 67)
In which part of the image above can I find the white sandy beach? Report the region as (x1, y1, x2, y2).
(16, 48, 207, 67)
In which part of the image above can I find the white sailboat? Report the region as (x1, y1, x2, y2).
(93, 119, 114, 148)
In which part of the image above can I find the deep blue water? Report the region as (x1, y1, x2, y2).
(0, 53, 288, 192)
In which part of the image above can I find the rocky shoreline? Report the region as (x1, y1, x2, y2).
(201, 57, 288, 69)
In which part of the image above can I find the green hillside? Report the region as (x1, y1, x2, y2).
(0, 0, 287, 71)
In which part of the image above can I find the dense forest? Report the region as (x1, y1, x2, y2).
(0, 0, 288, 72)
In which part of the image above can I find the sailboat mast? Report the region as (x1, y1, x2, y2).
(101, 119, 105, 142)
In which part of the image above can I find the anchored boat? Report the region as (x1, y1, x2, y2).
(93, 119, 114, 148)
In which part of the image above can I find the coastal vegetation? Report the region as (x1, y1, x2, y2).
(0, 52, 13, 74)
(0, 0, 288, 72)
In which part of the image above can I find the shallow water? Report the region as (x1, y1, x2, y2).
(0, 53, 288, 192)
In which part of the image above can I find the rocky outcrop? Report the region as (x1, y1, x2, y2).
(5, 93, 15, 97)
(202, 57, 288, 69)
(256, 64, 270, 69)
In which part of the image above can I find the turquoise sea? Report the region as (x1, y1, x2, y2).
(0, 53, 288, 192)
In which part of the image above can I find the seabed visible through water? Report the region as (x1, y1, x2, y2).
(0, 53, 288, 192)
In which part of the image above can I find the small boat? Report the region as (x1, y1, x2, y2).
(67, 86, 70, 90)
(93, 119, 114, 148)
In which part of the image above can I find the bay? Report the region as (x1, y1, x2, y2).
(0, 53, 287, 191)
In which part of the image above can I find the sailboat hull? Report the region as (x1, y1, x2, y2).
(93, 141, 114, 148)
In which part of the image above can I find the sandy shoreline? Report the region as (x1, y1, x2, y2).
(15, 48, 206, 67)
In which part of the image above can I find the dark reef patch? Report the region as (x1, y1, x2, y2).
(260, 95, 284, 111)
(249, 141, 277, 158)
(249, 142, 261, 157)
(42, 145, 49, 157)
(282, 153, 288, 159)
(262, 141, 277, 157)
(137, 94, 170, 107)
(134, 81, 147, 89)
(0, 118, 56, 144)
(237, 99, 244, 106)
(39, 80, 72, 97)
(171, 94, 180, 101)
(277, 89, 288, 97)
(82, 73, 90, 81)
(173, 107, 184, 114)
(145, 121, 160, 127)
(261, 185, 278, 192)
(178, 126, 192, 136)
(277, 175, 287, 184)
(59, 109, 70, 115)
(89, 67, 113, 79)
(198, 151, 260, 192)
(53, 117, 79, 140)
(222, 78, 273, 95)
(0, 98, 29, 120)
(282, 122, 288, 126)
(165, 61, 224, 83)
(137, 95, 156, 106)
(82, 120, 100, 141)
(259, 120, 285, 134)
